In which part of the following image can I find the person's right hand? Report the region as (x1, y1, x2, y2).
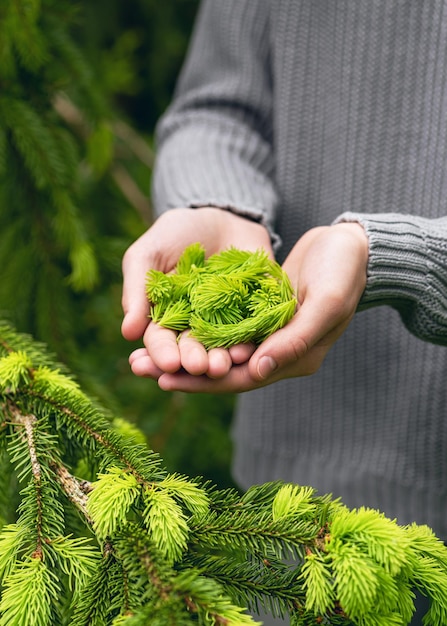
(121, 207, 273, 379)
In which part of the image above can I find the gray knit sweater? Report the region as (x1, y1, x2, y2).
(152, 1, 447, 540)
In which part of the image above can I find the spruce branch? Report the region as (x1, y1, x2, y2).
(53, 94, 154, 223)
(0, 524, 28, 580)
(13, 411, 44, 558)
(49, 461, 92, 524)
(23, 383, 164, 482)
(0, 97, 68, 191)
(187, 553, 305, 620)
(0, 557, 60, 626)
(2, 321, 447, 625)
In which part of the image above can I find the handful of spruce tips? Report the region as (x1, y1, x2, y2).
(146, 243, 297, 349)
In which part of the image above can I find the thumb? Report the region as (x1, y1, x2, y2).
(121, 249, 150, 341)
(248, 299, 342, 381)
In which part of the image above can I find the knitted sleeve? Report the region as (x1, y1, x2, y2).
(335, 212, 447, 344)
(151, 0, 280, 248)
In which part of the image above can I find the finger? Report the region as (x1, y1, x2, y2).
(129, 347, 150, 364)
(248, 297, 347, 382)
(206, 348, 233, 378)
(129, 351, 164, 379)
(121, 247, 151, 341)
(156, 335, 331, 393)
(144, 322, 181, 373)
(228, 342, 256, 364)
(177, 331, 209, 375)
(158, 361, 257, 394)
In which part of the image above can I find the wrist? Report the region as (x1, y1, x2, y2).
(328, 222, 369, 303)
(332, 220, 369, 264)
(192, 204, 280, 252)
(195, 206, 273, 253)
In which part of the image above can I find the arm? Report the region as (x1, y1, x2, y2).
(125, 213, 447, 393)
(122, 0, 279, 376)
(336, 212, 447, 345)
(145, 213, 447, 394)
(123, 1, 447, 392)
(152, 0, 279, 247)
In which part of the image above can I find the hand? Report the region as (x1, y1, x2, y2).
(122, 207, 273, 378)
(145, 222, 368, 393)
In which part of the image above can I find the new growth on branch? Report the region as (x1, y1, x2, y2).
(1, 310, 447, 625)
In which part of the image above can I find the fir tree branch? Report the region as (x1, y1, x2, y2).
(52, 93, 153, 223)
(7, 403, 44, 558)
(25, 387, 163, 484)
(187, 553, 305, 619)
(123, 528, 171, 603)
(3, 322, 447, 625)
(49, 460, 92, 525)
(116, 527, 260, 625)
(190, 509, 319, 558)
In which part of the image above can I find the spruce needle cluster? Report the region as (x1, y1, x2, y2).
(146, 244, 297, 348)
(1, 321, 447, 625)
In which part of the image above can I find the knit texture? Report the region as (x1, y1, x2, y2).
(153, 0, 447, 540)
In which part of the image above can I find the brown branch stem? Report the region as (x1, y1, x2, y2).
(7, 403, 44, 557)
(49, 460, 93, 525)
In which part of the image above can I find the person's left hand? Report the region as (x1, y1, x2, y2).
(129, 222, 369, 393)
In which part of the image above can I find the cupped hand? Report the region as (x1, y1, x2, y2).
(143, 222, 369, 393)
(122, 207, 272, 378)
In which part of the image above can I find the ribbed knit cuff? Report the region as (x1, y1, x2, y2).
(152, 120, 282, 250)
(333, 212, 429, 308)
(333, 212, 447, 344)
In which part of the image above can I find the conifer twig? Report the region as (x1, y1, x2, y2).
(27, 389, 156, 484)
(2, 323, 447, 625)
(49, 461, 93, 525)
(110, 163, 153, 223)
(7, 403, 44, 558)
(53, 93, 153, 223)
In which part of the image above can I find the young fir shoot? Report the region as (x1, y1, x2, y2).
(146, 244, 297, 349)
(2, 321, 447, 625)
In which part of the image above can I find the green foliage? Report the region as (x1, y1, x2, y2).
(0, 525, 28, 580)
(3, 3, 446, 623)
(0, 353, 33, 392)
(75, 0, 200, 132)
(88, 468, 140, 540)
(142, 487, 190, 564)
(147, 244, 297, 349)
(0, 0, 234, 496)
(158, 473, 209, 516)
(1, 322, 447, 625)
(0, 0, 153, 362)
(301, 553, 335, 616)
(0, 558, 59, 626)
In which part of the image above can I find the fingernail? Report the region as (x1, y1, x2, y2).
(257, 356, 278, 379)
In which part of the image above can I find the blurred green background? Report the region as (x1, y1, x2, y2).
(0, 0, 236, 488)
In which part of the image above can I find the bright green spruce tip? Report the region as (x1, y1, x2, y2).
(146, 243, 297, 349)
(3, 322, 447, 624)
